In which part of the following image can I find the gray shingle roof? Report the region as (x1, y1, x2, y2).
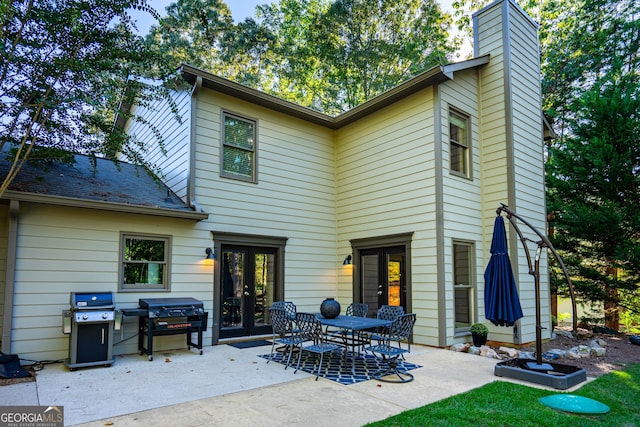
(1, 149, 207, 220)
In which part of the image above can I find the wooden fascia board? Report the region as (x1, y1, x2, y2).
(2, 192, 209, 221)
(180, 59, 489, 130)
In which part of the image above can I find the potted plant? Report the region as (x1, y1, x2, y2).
(470, 323, 489, 346)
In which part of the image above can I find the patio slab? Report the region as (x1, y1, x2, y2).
(0, 344, 589, 426)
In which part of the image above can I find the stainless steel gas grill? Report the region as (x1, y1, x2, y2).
(63, 291, 116, 370)
(133, 297, 207, 361)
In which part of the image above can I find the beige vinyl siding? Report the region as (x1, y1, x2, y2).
(440, 70, 484, 345)
(193, 90, 338, 310)
(508, 1, 549, 342)
(336, 87, 440, 346)
(125, 90, 191, 200)
(9, 204, 214, 361)
(476, 1, 511, 345)
(0, 206, 7, 335)
(474, 0, 548, 344)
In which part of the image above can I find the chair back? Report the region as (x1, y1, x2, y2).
(269, 308, 292, 337)
(376, 305, 404, 321)
(295, 312, 323, 342)
(272, 301, 296, 320)
(389, 313, 416, 341)
(346, 303, 368, 317)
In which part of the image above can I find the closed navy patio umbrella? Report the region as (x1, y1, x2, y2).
(484, 215, 523, 327)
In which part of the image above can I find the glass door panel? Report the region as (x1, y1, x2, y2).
(220, 247, 276, 338)
(360, 247, 405, 317)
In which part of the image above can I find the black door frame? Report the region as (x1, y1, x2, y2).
(350, 232, 413, 314)
(211, 231, 287, 344)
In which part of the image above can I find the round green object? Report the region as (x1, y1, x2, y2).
(539, 394, 610, 414)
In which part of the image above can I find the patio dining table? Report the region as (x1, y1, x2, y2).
(316, 314, 392, 375)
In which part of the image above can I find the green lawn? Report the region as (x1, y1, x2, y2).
(366, 363, 640, 427)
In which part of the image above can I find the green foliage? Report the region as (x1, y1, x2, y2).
(366, 363, 640, 426)
(147, 0, 456, 115)
(470, 323, 488, 335)
(1, 0, 180, 196)
(542, 0, 640, 317)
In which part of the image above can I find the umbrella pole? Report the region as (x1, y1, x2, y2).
(534, 246, 543, 366)
(497, 204, 578, 334)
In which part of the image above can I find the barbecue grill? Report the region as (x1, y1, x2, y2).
(123, 297, 207, 361)
(63, 291, 116, 370)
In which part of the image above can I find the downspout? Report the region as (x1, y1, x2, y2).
(1, 200, 19, 354)
(187, 76, 203, 211)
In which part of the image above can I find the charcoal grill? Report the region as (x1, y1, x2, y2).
(125, 297, 207, 361)
(64, 291, 116, 370)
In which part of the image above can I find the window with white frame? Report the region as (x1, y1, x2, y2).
(449, 109, 470, 177)
(453, 241, 474, 331)
(120, 233, 170, 291)
(222, 112, 256, 182)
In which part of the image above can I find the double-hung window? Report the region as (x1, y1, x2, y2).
(120, 233, 170, 291)
(222, 112, 257, 182)
(453, 241, 474, 332)
(449, 109, 470, 177)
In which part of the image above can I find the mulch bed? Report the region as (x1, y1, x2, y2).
(0, 365, 37, 386)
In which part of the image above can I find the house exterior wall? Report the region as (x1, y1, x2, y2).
(439, 69, 484, 346)
(475, 0, 548, 344)
(336, 87, 439, 346)
(5, 203, 214, 361)
(0, 0, 549, 361)
(0, 205, 7, 336)
(192, 91, 339, 312)
(125, 89, 191, 200)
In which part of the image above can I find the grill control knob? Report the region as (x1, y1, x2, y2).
(154, 311, 160, 317)
(82, 314, 88, 320)
(181, 310, 186, 316)
(102, 313, 108, 319)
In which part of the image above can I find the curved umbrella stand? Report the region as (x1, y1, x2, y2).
(493, 204, 585, 389)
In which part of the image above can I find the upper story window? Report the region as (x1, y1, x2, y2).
(222, 112, 257, 182)
(449, 109, 470, 178)
(120, 233, 171, 291)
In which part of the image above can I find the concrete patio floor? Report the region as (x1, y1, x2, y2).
(1, 343, 588, 426)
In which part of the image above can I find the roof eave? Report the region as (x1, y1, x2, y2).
(3, 192, 209, 221)
(179, 56, 490, 130)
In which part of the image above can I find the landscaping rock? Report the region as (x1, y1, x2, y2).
(498, 346, 519, 358)
(576, 328, 593, 339)
(480, 346, 500, 359)
(545, 348, 567, 359)
(555, 329, 573, 338)
(450, 343, 470, 352)
(467, 346, 481, 355)
(568, 345, 591, 359)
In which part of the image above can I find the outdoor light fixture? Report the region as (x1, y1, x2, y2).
(205, 248, 215, 260)
(343, 254, 352, 265)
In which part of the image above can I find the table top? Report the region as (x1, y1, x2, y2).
(315, 314, 391, 330)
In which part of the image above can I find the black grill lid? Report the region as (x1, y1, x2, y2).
(71, 291, 114, 308)
(138, 297, 203, 309)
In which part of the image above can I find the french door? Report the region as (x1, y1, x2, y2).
(219, 246, 276, 339)
(360, 246, 406, 317)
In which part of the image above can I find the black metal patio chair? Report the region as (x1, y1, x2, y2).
(364, 313, 416, 383)
(294, 312, 343, 380)
(267, 308, 305, 369)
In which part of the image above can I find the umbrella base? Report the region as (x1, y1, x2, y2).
(495, 358, 587, 390)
